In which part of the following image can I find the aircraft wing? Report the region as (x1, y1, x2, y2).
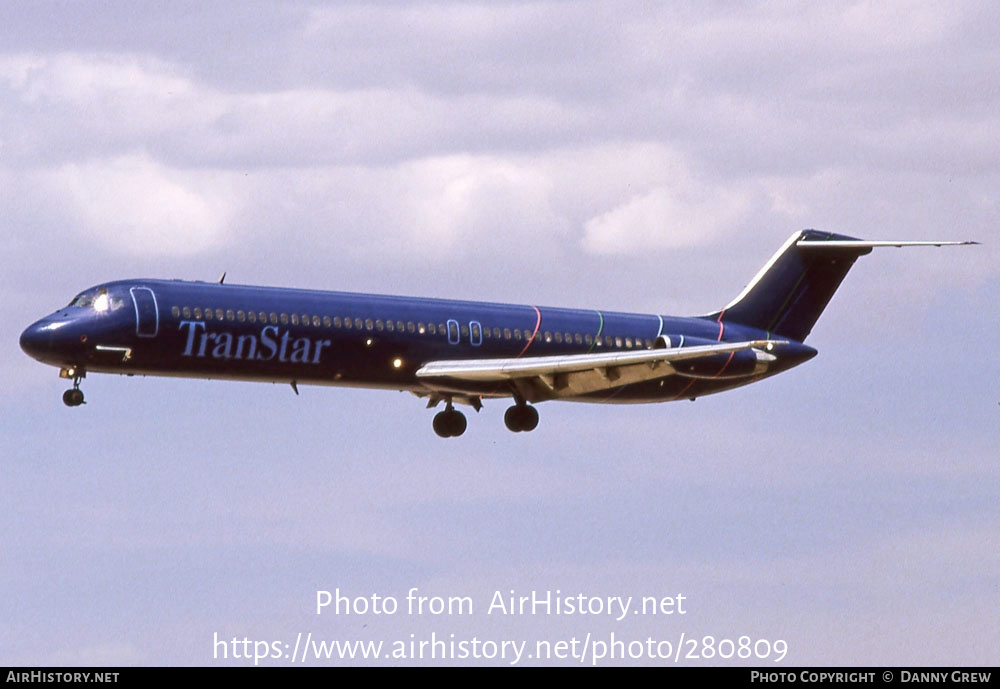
(416, 340, 783, 400)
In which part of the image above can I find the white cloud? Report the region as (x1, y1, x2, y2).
(0, 51, 591, 167)
(581, 183, 751, 255)
(396, 154, 561, 251)
(224, 142, 762, 265)
(8, 53, 193, 107)
(48, 153, 238, 257)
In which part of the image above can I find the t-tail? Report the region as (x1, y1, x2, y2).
(710, 229, 977, 342)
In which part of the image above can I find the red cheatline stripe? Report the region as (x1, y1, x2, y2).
(713, 351, 736, 378)
(672, 377, 697, 401)
(716, 309, 726, 341)
(516, 306, 542, 357)
(487, 305, 543, 398)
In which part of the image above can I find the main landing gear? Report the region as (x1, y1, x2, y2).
(504, 402, 538, 433)
(428, 397, 539, 437)
(62, 372, 85, 407)
(432, 403, 467, 438)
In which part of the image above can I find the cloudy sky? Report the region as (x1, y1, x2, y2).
(2, 0, 997, 666)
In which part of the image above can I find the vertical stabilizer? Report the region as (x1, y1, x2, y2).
(712, 230, 871, 342)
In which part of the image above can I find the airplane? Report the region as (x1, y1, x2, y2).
(19, 230, 975, 437)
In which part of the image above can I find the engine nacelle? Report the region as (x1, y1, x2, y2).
(655, 335, 775, 379)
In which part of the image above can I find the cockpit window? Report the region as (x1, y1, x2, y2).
(68, 288, 126, 312)
(69, 291, 96, 308)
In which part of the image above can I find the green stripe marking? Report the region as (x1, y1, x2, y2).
(588, 311, 604, 353)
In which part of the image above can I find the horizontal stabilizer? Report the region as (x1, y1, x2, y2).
(797, 239, 978, 249)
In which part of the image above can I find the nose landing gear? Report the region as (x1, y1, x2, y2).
(60, 368, 85, 407)
(62, 386, 84, 407)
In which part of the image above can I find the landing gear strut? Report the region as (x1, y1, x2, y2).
(504, 402, 538, 433)
(432, 403, 467, 438)
(62, 376, 85, 407)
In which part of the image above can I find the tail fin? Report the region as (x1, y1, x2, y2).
(711, 229, 976, 342)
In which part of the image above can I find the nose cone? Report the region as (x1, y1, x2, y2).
(20, 316, 81, 365)
(19, 319, 52, 361)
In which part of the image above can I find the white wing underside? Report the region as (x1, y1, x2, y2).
(415, 340, 782, 401)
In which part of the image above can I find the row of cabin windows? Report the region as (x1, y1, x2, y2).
(169, 305, 655, 349)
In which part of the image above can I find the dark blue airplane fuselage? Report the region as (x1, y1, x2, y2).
(19, 278, 816, 405)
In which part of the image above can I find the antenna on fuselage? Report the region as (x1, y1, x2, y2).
(218, 271, 227, 284)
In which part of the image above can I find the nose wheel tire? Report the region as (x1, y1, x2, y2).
(433, 409, 467, 438)
(504, 404, 538, 432)
(62, 388, 84, 407)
